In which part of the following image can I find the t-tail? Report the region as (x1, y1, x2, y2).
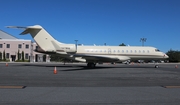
(7, 25, 77, 54)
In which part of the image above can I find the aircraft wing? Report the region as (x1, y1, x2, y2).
(74, 54, 130, 62)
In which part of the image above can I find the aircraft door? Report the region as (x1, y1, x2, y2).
(108, 48, 111, 54)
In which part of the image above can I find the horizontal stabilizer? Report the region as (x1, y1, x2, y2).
(6, 26, 27, 29)
(7, 25, 43, 35)
(6, 25, 42, 29)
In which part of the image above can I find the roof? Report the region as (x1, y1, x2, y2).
(0, 39, 32, 42)
(0, 30, 18, 39)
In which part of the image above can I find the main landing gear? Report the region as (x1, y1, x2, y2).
(87, 62, 96, 68)
(155, 65, 159, 68)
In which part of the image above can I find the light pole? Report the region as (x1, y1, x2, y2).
(140, 38, 147, 46)
(75, 40, 78, 52)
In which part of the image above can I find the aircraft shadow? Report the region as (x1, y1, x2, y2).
(60, 66, 156, 71)
(11, 64, 157, 71)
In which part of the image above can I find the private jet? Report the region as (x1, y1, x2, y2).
(7, 25, 169, 68)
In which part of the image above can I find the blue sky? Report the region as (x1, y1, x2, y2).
(0, 0, 180, 52)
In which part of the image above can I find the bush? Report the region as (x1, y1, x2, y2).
(15, 60, 29, 62)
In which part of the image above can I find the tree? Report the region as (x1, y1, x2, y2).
(22, 51, 24, 61)
(166, 49, 180, 62)
(119, 43, 126, 46)
(3, 50, 6, 61)
(0, 52, 2, 61)
(17, 50, 20, 60)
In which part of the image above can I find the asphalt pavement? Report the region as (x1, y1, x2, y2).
(0, 62, 180, 105)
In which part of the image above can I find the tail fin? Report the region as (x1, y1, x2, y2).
(7, 25, 63, 52)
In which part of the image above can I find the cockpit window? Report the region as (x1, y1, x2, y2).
(155, 49, 160, 52)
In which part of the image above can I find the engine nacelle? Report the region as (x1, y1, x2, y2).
(75, 57, 86, 62)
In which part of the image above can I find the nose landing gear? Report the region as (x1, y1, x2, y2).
(155, 65, 159, 68)
(154, 62, 159, 68)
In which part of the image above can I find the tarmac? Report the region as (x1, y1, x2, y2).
(0, 62, 180, 105)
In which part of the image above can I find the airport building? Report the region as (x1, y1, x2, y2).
(0, 30, 50, 62)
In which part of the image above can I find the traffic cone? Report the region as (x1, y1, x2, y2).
(6, 63, 8, 67)
(175, 65, 178, 68)
(54, 66, 57, 74)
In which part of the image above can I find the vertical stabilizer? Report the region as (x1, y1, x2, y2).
(7, 25, 60, 52)
(7, 25, 76, 53)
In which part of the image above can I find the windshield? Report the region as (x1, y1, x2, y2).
(155, 49, 160, 52)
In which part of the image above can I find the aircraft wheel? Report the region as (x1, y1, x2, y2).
(155, 65, 159, 68)
(87, 63, 96, 68)
(87, 63, 90, 67)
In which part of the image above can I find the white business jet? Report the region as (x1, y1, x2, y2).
(7, 25, 168, 68)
